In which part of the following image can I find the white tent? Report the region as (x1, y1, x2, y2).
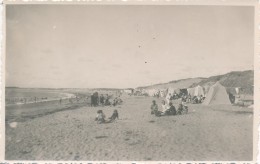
(203, 82, 231, 105)
(145, 89, 159, 97)
(188, 86, 205, 97)
(159, 89, 168, 98)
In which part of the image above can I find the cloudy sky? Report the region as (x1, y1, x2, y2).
(6, 5, 254, 88)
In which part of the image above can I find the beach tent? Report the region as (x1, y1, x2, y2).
(159, 89, 168, 97)
(167, 88, 181, 95)
(202, 81, 231, 105)
(187, 88, 195, 96)
(124, 89, 133, 94)
(166, 88, 181, 98)
(194, 85, 205, 97)
(203, 85, 210, 96)
(146, 89, 159, 97)
(187, 86, 205, 97)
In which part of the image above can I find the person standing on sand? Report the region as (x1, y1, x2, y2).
(100, 94, 105, 106)
(59, 98, 62, 105)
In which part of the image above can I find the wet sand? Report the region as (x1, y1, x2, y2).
(5, 95, 253, 161)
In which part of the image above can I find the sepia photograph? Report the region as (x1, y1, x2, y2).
(3, 2, 257, 161)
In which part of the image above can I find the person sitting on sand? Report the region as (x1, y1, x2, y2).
(166, 93, 172, 104)
(105, 97, 111, 106)
(165, 102, 177, 115)
(161, 100, 169, 114)
(177, 104, 183, 115)
(113, 97, 118, 106)
(95, 110, 106, 124)
(107, 110, 119, 123)
(192, 96, 198, 104)
(150, 100, 159, 114)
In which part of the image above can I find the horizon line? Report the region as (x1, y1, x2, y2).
(5, 69, 253, 89)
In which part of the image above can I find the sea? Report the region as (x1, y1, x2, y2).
(5, 87, 75, 105)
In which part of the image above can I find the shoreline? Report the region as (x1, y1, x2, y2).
(5, 92, 76, 106)
(5, 97, 90, 124)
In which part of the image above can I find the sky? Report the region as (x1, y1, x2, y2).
(6, 5, 254, 88)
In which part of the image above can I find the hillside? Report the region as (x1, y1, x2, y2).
(191, 70, 253, 87)
(136, 78, 205, 90)
(136, 70, 254, 95)
(191, 70, 254, 94)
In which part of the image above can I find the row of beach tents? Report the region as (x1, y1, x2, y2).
(125, 81, 235, 106)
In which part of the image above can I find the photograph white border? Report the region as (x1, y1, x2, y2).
(0, 0, 259, 163)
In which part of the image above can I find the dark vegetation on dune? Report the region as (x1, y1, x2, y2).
(190, 70, 254, 94)
(191, 70, 253, 87)
(137, 70, 253, 95)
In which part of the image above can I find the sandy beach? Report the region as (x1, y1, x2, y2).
(5, 95, 253, 161)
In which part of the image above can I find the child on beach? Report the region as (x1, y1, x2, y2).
(108, 110, 119, 123)
(95, 110, 106, 124)
(95, 110, 119, 124)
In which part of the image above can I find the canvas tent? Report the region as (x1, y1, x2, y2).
(202, 81, 231, 105)
(187, 85, 205, 97)
(194, 85, 205, 97)
(145, 89, 159, 97)
(203, 85, 210, 96)
(167, 88, 181, 95)
(159, 89, 168, 97)
(124, 89, 134, 94)
(187, 88, 195, 96)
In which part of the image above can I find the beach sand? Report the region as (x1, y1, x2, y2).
(5, 95, 253, 161)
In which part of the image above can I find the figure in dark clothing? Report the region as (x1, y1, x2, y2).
(150, 100, 159, 115)
(177, 103, 188, 115)
(108, 110, 119, 122)
(100, 94, 105, 105)
(91, 95, 94, 106)
(91, 92, 99, 107)
(165, 102, 176, 115)
(105, 97, 111, 106)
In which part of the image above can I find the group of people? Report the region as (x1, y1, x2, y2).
(91, 92, 123, 107)
(189, 95, 205, 104)
(150, 100, 188, 117)
(95, 109, 119, 124)
(166, 93, 205, 104)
